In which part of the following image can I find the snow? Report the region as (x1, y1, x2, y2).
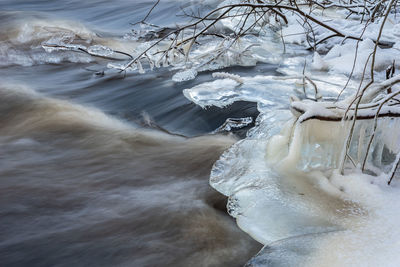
(311, 52, 329, 71)
(276, 2, 400, 78)
(282, 23, 307, 45)
(291, 100, 338, 123)
(305, 172, 400, 267)
(320, 39, 399, 77)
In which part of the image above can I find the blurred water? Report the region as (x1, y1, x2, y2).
(0, 1, 266, 266)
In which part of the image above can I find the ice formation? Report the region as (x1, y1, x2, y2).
(207, 92, 400, 265)
(185, 24, 400, 266)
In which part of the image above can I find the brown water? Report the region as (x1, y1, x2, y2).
(0, 1, 266, 266)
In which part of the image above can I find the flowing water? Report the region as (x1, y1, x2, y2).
(0, 1, 271, 266)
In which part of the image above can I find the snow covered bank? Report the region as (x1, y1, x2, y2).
(181, 1, 400, 266)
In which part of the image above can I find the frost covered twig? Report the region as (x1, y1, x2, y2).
(42, 43, 133, 60)
(290, 100, 400, 123)
(304, 76, 321, 101)
(212, 72, 244, 84)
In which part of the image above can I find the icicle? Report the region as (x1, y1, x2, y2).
(137, 61, 145, 74)
(388, 152, 400, 185)
(375, 139, 385, 168)
(162, 57, 169, 67)
(149, 60, 154, 71)
(155, 56, 161, 68)
(384, 118, 400, 153)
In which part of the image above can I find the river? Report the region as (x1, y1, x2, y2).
(0, 0, 267, 266)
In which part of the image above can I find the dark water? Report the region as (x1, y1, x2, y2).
(0, 1, 269, 266)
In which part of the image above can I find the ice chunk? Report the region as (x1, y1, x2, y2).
(212, 117, 253, 133)
(183, 75, 293, 109)
(210, 139, 265, 196)
(87, 45, 114, 57)
(172, 69, 198, 82)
